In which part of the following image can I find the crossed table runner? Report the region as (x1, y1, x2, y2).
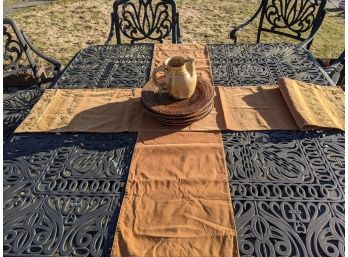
(15, 81, 344, 133)
(14, 44, 344, 257)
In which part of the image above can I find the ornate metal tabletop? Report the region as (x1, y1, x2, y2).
(51, 43, 335, 89)
(4, 43, 344, 257)
(3, 86, 43, 141)
(208, 44, 335, 86)
(52, 44, 154, 89)
(223, 130, 344, 257)
(4, 133, 137, 257)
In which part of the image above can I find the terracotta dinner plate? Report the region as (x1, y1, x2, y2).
(141, 97, 214, 120)
(144, 102, 214, 126)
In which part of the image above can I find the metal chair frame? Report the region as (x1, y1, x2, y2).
(229, 0, 327, 49)
(3, 17, 62, 86)
(105, 0, 181, 44)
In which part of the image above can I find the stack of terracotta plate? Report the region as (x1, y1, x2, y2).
(141, 78, 215, 126)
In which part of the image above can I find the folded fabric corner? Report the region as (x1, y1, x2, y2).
(278, 77, 345, 131)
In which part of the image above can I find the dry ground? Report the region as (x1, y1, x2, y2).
(6, 0, 345, 65)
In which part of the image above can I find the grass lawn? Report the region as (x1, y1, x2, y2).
(6, 0, 345, 65)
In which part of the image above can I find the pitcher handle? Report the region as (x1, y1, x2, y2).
(152, 64, 169, 92)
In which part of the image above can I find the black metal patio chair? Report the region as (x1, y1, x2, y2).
(105, 0, 181, 44)
(230, 0, 327, 49)
(3, 17, 62, 141)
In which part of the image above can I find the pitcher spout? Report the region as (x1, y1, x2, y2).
(185, 58, 196, 77)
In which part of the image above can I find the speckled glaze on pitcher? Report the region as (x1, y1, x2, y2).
(152, 56, 197, 99)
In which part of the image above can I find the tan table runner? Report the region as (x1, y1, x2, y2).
(218, 86, 298, 130)
(278, 78, 345, 130)
(15, 87, 223, 133)
(15, 82, 345, 133)
(151, 44, 214, 85)
(111, 131, 238, 257)
(15, 89, 144, 133)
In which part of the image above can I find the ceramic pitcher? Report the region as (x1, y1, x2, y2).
(152, 56, 197, 99)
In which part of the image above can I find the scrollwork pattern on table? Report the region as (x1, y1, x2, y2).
(223, 130, 344, 202)
(54, 43, 331, 89)
(233, 200, 344, 257)
(224, 130, 345, 257)
(3, 133, 137, 257)
(53, 45, 153, 89)
(4, 194, 121, 257)
(3, 87, 43, 141)
(208, 44, 331, 86)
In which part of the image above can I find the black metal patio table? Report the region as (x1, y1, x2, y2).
(4, 43, 344, 257)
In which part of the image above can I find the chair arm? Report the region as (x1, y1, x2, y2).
(21, 32, 62, 73)
(331, 51, 345, 68)
(328, 51, 345, 85)
(229, 2, 263, 44)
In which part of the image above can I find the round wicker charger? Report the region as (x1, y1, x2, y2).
(141, 78, 215, 117)
(141, 97, 214, 120)
(144, 102, 214, 126)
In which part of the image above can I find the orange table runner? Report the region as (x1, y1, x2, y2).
(15, 82, 344, 133)
(15, 86, 223, 133)
(279, 78, 345, 130)
(111, 131, 238, 257)
(219, 86, 298, 130)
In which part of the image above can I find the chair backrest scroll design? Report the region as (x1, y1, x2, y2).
(257, 0, 327, 46)
(113, 0, 178, 44)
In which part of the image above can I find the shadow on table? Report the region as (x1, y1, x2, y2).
(53, 99, 140, 133)
(59, 99, 203, 141)
(240, 86, 296, 128)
